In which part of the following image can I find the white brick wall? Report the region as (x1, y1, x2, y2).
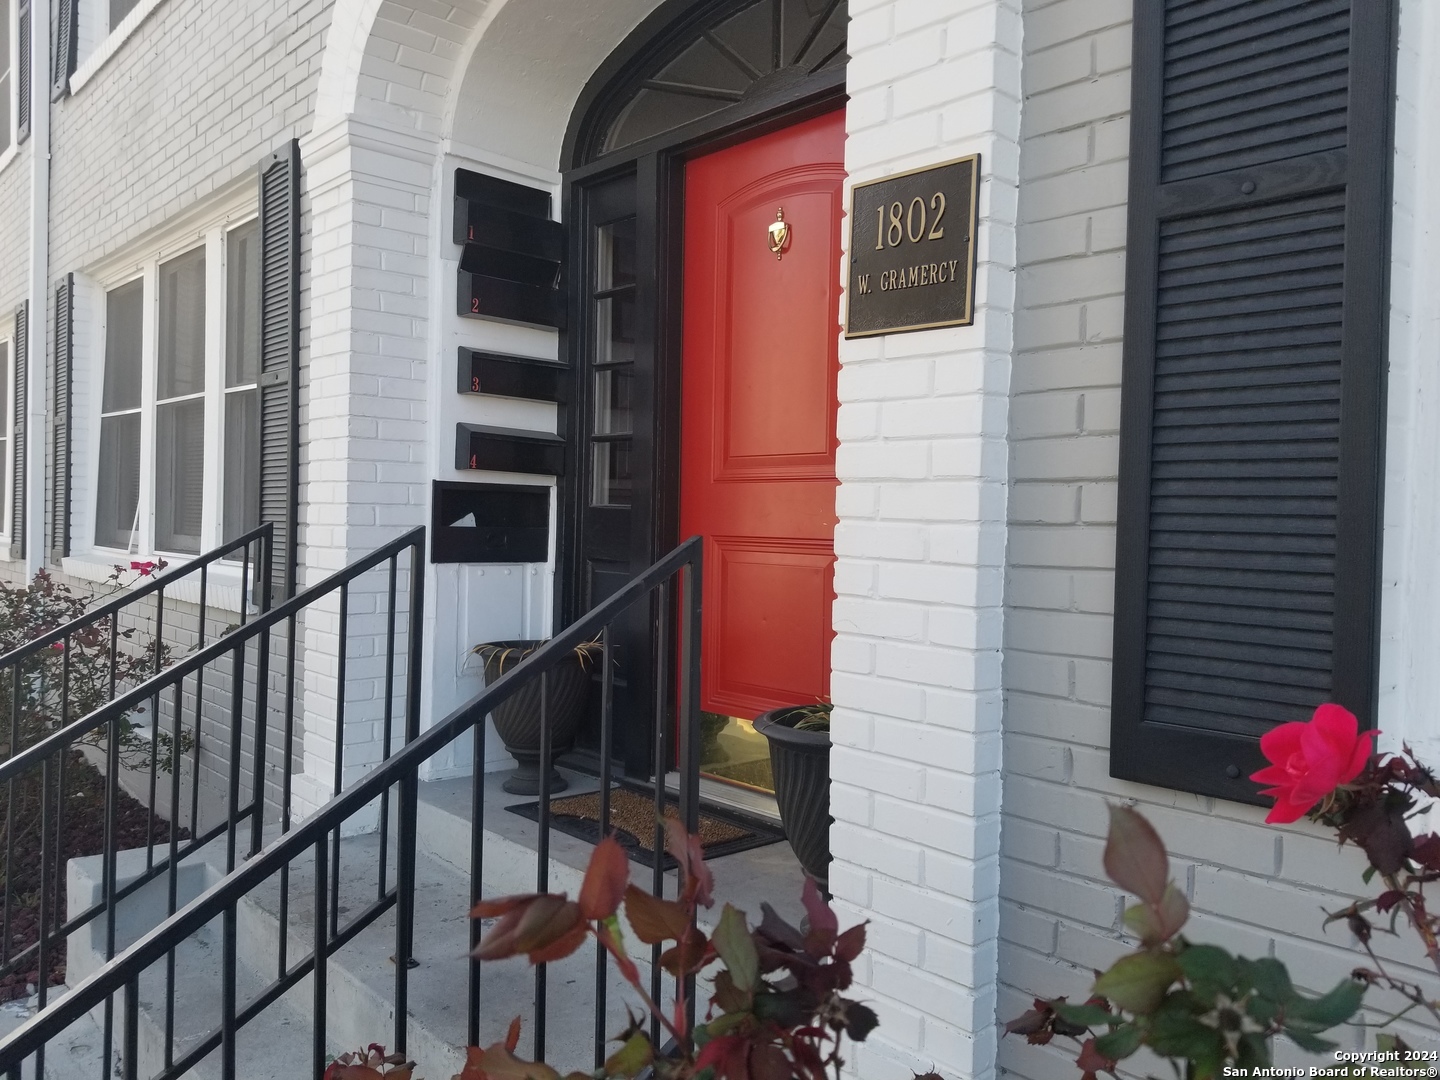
(832, 3, 1019, 1079)
(999, 5, 1440, 1079)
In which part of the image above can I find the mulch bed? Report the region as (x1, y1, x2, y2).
(0, 750, 187, 1003)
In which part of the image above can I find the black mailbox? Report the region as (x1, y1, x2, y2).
(431, 481, 550, 564)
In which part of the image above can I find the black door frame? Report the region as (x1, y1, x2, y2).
(556, 0, 847, 780)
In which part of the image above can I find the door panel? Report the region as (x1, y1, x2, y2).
(680, 110, 846, 722)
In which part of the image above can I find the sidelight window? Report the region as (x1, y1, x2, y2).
(92, 219, 261, 557)
(589, 216, 637, 507)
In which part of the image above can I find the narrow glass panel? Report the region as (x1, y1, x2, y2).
(158, 247, 206, 400)
(222, 389, 261, 543)
(594, 294, 636, 366)
(103, 280, 144, 413)
(226, 221, 261, 388)
(592, 368, 633, 435)
(595, 218, 636, 291)
(95, 413, 141, 550)
(155, 398, 205, 554)
(590, 440, 632, 507)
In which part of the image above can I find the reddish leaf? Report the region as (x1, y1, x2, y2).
(695, 1034, 748, 1078)
(664, 818, 715, 907)
(473, 895, 584, 963)
(1003, 1004, 1054, 1046)
(1413, 834, 1440, 872)
(469, 1043, 562, 1080)
(471, 893, 542, 920)
(748, 1043, 791, 1080)
(505, 1016, 522, 1053)
(658, 927, 710, 978)
(578, 836, 630, 920)
(526, 918, 588, 964)
(834, 922, 866, 963)
(801, 877, 838, 955)
(1376, 890, 1406, 914)
(623, 885, 691, 944)
(1076, 1038, 1117, 1080)
(1103, 806, 1169, 906)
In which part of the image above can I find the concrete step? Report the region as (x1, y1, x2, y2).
(234, 830, 652, 1077)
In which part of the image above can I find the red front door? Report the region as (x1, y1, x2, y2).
(679, 110, 846, 738)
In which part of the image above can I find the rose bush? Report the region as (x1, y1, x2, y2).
(1007, 702, 1440, 1079)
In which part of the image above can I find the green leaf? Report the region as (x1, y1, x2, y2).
(1237, 1032, 1270, 1071)
(1051, 1002, 1118, 1028)
(603, 1033, 654, 1079)
(712, 904, 759, 995)
(1242, 957, 1294, 1003)
(1093, 953, 1182, 1014)
(1363, 864, 1378, 884)
(1094, 1023, 1144, 1061)
(1284, 1028, 1338, 1054)
(1104, 806, 1171, 905)
(1147, 1010, 1224, 1063)
(1286, 978, 1365, 1032)
(1177, 945, 1237, 991)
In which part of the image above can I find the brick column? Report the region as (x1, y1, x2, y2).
(289, 116, 436, 820)
(831, 2, 1018, 1078)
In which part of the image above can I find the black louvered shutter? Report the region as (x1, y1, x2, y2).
(10, 303, 26, 561)
(17, 0, 31, 143)
(1110, 1, 1398, 802)
(50, 277, 72, 563)
(258, 141, 300, 599)
(51, 0, 76, 101)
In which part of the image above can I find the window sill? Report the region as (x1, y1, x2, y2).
(70, 0, 168, 96)
(63, 551, 253, 615)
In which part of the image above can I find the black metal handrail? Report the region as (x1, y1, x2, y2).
(0, 532, 703, 1080)
(0, 525, 274, 983)
(0, 525, 424, 1080)
(0, 523, 274, 674)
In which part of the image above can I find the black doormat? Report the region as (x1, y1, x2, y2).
(506, 785, 785, 870)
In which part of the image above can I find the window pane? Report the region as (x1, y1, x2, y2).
(0, 342, 9, 429)
(110, 0, 139, 28)
(0, 74, 10, 158)
(223, 389, 260, 543)
(155, 399, 204, 554)
(594, 294, 635, 365)
(158, 247, 206, 400)
(595, 219, 636, 291)
(103, 281, 144, 413)
(95, 413, 141, 550)
(226, 221, 260, 388)
(591, 440, 632, 507)
(593, 368, 632, 435)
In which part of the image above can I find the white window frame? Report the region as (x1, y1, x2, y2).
(0, 0, 19, 176)
(80, 200, 260, 566)
(0, 323, 13, 546)
(71, 0, 166, 95)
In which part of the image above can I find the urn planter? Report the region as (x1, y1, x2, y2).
(753, 705, 832, 891)
(472, 639, 597, 795)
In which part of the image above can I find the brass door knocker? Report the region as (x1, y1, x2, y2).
(767, 208, 791, 259)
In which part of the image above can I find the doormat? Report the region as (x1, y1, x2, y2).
(506, 786, 785, 870)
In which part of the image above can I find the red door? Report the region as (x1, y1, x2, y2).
(680, 110, 846, 732)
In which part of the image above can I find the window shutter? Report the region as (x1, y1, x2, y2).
(51, 0, 77, 101)
(10, 303, 26, 560)
(17, 0, 31, 144)
(1110, 1, 1398, 802)
(258, 141, 300, 599)
(50, 277, 72, 563)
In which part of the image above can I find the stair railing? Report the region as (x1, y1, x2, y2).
(0, 525, 425, 1080)
(0, 523, 274, 986)
(0, 532, 702, 1080)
